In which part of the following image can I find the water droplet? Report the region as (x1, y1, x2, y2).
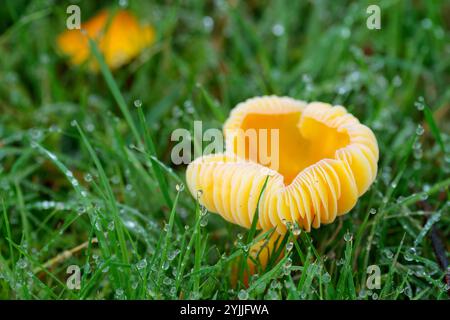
(272, 23, 285, 37)
(372, 292, 379, 300)
(133, 99, 142, 108)
(175, 183, 184, 192)
(118, 0, 128, 8)
(77, 205, 86, 215)
(322, 272, 331, 283)
(414, 98, 425, 111)
(358, 289, 367, 299)
(238, 289, 249, 300)
(392, 75, 402, 87)
(124, 220, 136, 229)
(95, 220, 102, 231)
(107, 221, 115, 231)
(29, 128, 43, 141)
(168, 249, 180, 261)
(404, 247, 416, 262)
(111, 175, 120, 185)
(384, 249, 393, 259)
(344, 231, 353, 242)
(84, 173, 93, 182)
(292, 224, 301, 236)
(163, 277, 172, 286)
(404, 286, 412, 298)
(200, 205, 208, 216)
(162, 261, 170, 270)
(340, 27, 351, 38)
(286, 242, 294, 252)
(200, 215, 208, 227)
(136, 259, 147, 270)
(284, 258, 292, 269)
(16, 259, 28, 269)
(416, 124, 424, 136)
(114, 288, 126, 300)
(202, 16, 214, 32)
(421, 18, 432, 29)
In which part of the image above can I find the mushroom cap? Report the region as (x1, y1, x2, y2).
(57, 10, 155, 70)
(186, 96, 379, 234)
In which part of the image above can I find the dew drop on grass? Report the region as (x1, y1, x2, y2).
(421, 18, 432, 29)
(168, 249, 180, 261)
(344, 231, 353, 242)
(384, 249, 393, 259)
(238, 289, 249, 300)
(415, 124, 424, 136)
(284, 258, 292, 269)
(133, 99, 142, 108)
(286, 241, 294, 252)
(414, 99, 425, 111)
(292, 225, 301, 236)
(404, 286, 412, 298)
(77, 206, 86, 215)
(322, 272, 331, 283)
(107, 221, 115, 231)
(392, 75, 402, 87)
(372, 292, 379, 300)
(202, 16, 214, 32)
(419, 192, 428, 200)
(136, 259, 147, 270)
(200, 215, 208, 227)
(340, 27, 351, 38)
(111, 175, 120, 185)
(200, 205, 208, 216)
(118, 0, 128, 8)
(114, 288, 126, 300)
(124, 220, 136, 230)
(175, 183, 184, 192)
(162, 261, 170, 270)
(272, 23, 285, 37)
(16, 259, 28, 269)
(404, 247, 417, 262)
(95, 220, 102, 231)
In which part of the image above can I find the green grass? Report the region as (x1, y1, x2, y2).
(0, 0, 449, 300)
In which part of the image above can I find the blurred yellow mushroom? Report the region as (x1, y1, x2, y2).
(186, 96, 379, 269)
(57, 9, 155, 70)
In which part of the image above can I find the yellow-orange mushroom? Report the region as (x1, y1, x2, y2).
(57, 9, 155, 70)
(186, 96, 379, 268)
